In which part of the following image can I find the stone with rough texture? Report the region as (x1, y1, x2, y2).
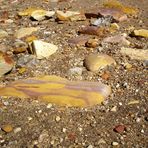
(103, 33, 130, 46)
(0, 52, 14, 77)
(31, 40, 58, 59)
(120, 47, 148, 60)
(56, 10, 86, 21)
(15, 27, 38, 39)
(31, 10, 55, 21)
(133, 29, 148, 38)
(0, 75, 111, 107)
(84, 54, 116, 72)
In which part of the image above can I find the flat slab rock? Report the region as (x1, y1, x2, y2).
(0, 75, 111, 107)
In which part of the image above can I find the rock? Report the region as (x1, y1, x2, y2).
(14, 127, 21, 133)
(132, 29, 148, 38)
(143, 60, 148, 68)
(68, 67, 83, 76)
(112, 142, 119, 146)
(110, 106, 117, 112)
(18, 7, 43, 16)
(15, 27, 38, 39)
(17, 54, 39, 67)
(114, 125, 126, 133)
(31, 10, 55, 21)
(47, 103, 52, 109)
(55, 116, 61, 122)
(13, 47, 27, 54)
(68, 36, 90, 46)
(85, 39, 99, 48)
(90, 16, 112, 27)
(31, 40, 58, 59)
(128, 100, 139, 105)
(103, 33, 130, 46)
(98, 8, 127, 22)
(0, 75, 111, 107)
(120, 47, 148, 60)
(79, 26, 107, 36)
(0, 52, 14, 77)
(84, 54, 116, 72)
(87, 145, 93, 148)
(98, 138, 106, 144)
(101, 71, 110, 80)
(1, 124, 13, 133)
(56, 10, 86, 21)
(0, 29, 8, 38)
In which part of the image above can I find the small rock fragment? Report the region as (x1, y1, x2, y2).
(31, 10, 55, 21)
(15, 27, 38, 39)
(68, 67, 83, 76)
(56, 10, 86, 21)
(128, 100, 139, 105)
(0, 29, 8, 38)
(14, 127, 21, 133)
(112, 141, 119, 146)
(0, 52, 14, 77)
(120, 47, 148, 60)
(1, 124, 13, 133)
(55, 116, 61, 122)
(114, 125, 126, 133)
(91, 16, 113, 27)
(85, 38, 99, 48)
(79, 26, 107, 36)
(68, 36, 89, 45)
(31, 40, 58, 59)
(101, 71, 110, 80)
(132, 29, 148, 38)
(103, 33, 130, 46)
(84, 54, 116, 72)
(110, 106, 117, 112)
(18, 8, 42, 16)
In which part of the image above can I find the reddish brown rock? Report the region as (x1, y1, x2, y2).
(79, 26, 107, 36)
(114, 125, 126, 133)
(68, 36, 90, 45)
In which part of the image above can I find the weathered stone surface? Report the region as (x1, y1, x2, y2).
(15, 27, 38, 39)
(132, 29, 148, 38)
(79, 26, 107, 36)
(84, 54, 116, 72)
(31, 40, 58, 59)
(18, 7, 42, 16)
(0, 75, 111, 107)
(103, 33, 130, 46)
(68, 36, 90, 45)
(0, 52, 14, 77)
(56, 10, 86, 21)
(120, 47, 148, 60)
(31, 10, 55, 21)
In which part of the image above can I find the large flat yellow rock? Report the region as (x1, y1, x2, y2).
(0, 75, 111, 107)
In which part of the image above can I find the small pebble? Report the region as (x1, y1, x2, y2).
(62, 128, 66, 133)
(14, 127, 21, 133)
(87, 145, 93, 148)
(2, 124, 13, 133)
(55, 116, 61, 122)
(112, 141, 119, 146)
(110, 106, 117, 112)
(47, 103, 52, 109)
